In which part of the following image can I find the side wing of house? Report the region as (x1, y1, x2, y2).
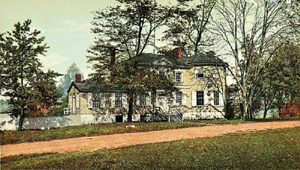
(170, 65, 226, 120)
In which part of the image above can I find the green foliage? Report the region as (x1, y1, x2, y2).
(87, 1, 174, 121)
(256, 44, 300, 118)
(162, 0, 216, 56)
(0, 20, 61, 129)
(2, 127, 300, 169)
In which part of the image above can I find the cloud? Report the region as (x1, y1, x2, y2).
(39, 53, 69, 67)
(50, 20, 91, 35)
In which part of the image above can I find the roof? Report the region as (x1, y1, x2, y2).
(67, 81, 127, 93)
(137, 52, 227, 68)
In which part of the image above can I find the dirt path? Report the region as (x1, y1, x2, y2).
(1, 121, 300, 158)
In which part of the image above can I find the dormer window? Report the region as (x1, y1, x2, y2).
(213, 68, 219, 78)
(158, 68, 166, 75)
(195, 68, 204, 78)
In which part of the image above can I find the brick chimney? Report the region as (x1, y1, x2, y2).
(206, 50, 216, 57)
(75, 74, 81, 83)
(110, 48, 116, 83)
(174, 47, 182, 59)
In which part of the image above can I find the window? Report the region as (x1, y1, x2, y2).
(213, 69, 219, 78)
(115, 93, 122, 108)
(92, 93, 102, 109)
(175, 71, 183, 83)
(195, 68, 204, 78)
(214, 91, 220, 105)
(196, 91, 204, 106)
(139, 94, 146, 106)
(176, 91, 182, 105)
(158, 68, 165, 75)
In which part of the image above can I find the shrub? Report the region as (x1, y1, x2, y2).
(281, 100, 300, 117)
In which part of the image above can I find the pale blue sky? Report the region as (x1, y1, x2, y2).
(0, 0, 176, 81)
(0, 0, 123, 80)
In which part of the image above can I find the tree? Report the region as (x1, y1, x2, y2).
(258, 44, 300, 118)
(162, 0, 216, 56)
(58, 63, 84, 95)
(212, 0, 296, 120)
(87, 0, 174, 122)
(0, 20, 60, 130)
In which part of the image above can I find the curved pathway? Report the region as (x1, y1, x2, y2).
(1, 121, 300, 158)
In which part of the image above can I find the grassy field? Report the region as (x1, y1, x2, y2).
(1, 119, 248, 145)
(1, 127, 299, 169)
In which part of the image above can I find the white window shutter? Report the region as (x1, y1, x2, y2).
(182, 92, 187, 106)
(69, 94, 72, 108)
(122, 93, 127, 108)
(136, 95, 140, 106)
(172, 92, 177, 106)
(100, 93, 106, 108)
(191, 91, 196, 106)
(204, 90, 208, 106)
(111, 93, 115, 108)
(146, 92, 151, 106)
(195, 69, 199, 78)
(76, 93, 80, 109)
(220, 92, 224, 106)
(87, 93, 92, 109)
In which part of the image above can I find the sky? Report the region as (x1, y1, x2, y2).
(0, 0, 118, 79)
(0, 0, 177, 81)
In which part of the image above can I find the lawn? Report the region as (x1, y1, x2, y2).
(1, 127, 300, 169)
(1, 119, 247, 145)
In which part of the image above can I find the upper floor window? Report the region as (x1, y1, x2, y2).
(115, 92, 122, 108)
(176, 91, 183, 105)
(213, 69, 219, 79)
(195, 68, 204, 78)
(175, 71, 183, 83)
(196, 91, 204, 106)
(158, 68, 166, 75)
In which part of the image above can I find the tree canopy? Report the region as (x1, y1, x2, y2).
(58, 63, 84, 95)
(0, 19, 61, 130)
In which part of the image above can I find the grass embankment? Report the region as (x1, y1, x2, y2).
(2, 127, 300, 169)
(1, 119, 246, 145)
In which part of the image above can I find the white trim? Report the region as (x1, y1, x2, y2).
(122, 93, 127, 108)
(87, 93, 92, 109)
(182, 92, 187, 106)
(146, 92, 151, 106)
(69, 94, 73, 109)
(191, 91, 196, 107)
(100, 93, 106, 108)
(76, 93, 80, 109)
(110, 93, 115, 108)
(175, 86, 191, 89)
(136, 94, 140, 106)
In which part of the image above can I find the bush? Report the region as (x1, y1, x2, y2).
(281, 100, 300, 117)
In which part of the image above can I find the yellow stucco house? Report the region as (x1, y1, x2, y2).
(67, 50, 227, 122)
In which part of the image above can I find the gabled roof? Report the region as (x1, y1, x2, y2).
(67, 81, 127, 93)
(137, 52, 227, 68)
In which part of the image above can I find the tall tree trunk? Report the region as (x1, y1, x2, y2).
(263, 102, 268, 119)
(127, 91, 133, 122)
(18, 107, 25, 131)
